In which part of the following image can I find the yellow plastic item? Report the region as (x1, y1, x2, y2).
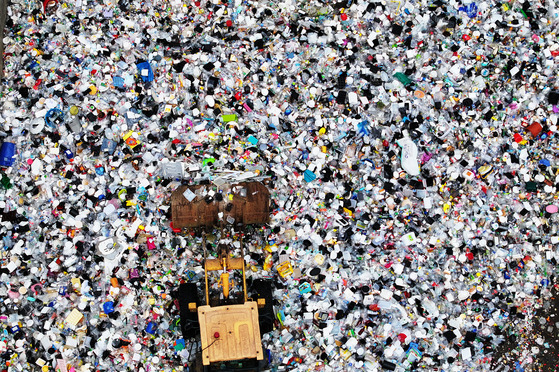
(123, 130, 141, 149)
(65, 309, 84, 327)
(71, 278, 81, 288)
(277, 261, 293, 279)
(263, 254, 273, 271)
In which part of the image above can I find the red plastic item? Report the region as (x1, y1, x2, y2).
(146, 237, 156, 250)
(43, 0, 58, 13)
(340, 14, 348, 21)
(169, 222, 181, 233)
(513, 133, 523, 143)
(526, 122, 543, 137)
(226, 20, 233, 27)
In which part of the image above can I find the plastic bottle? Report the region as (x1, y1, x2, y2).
(67, 106, 83, 134)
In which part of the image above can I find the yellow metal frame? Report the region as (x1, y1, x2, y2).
(204, 234, 210, 305)
(241, 235, 248, 303)
(203, 233, 248, 305)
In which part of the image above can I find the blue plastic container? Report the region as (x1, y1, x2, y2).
(146, 321, 157, 334)
(0, 142, 16, 167)
(103, 301, 115, 314)
(137, 61, 154, 83)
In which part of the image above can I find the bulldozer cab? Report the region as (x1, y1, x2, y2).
(172, 182, 273, 370)
(197, 238, 265, 368)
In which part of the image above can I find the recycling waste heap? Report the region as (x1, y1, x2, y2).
(0, 0, 559, 371)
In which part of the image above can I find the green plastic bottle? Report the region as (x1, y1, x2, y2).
(393, 72, 412, 86)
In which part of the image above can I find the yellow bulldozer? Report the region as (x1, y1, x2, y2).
(172, 181, 274, 371)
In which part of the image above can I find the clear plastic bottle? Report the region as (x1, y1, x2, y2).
(67, 106, 83, 134)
